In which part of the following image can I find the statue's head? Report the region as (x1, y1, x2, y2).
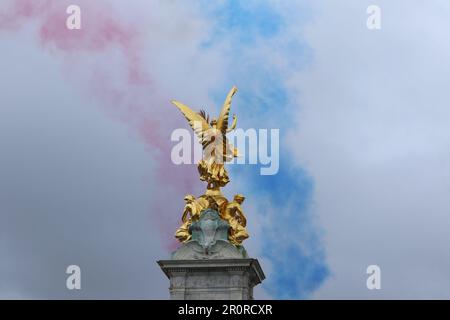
(234, 194, 245, 204)
(184, 194, 196, 203)
(210, 118, 217, 128)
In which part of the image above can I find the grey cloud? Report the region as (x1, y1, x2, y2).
(288, 0, 450, 298)
(0, 34, 169, 298)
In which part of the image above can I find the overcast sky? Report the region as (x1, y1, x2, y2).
(1, 0, 450, 299)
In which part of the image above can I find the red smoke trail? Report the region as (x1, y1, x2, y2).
(0, 0, 200, 250)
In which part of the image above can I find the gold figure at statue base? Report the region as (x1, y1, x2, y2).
(175, 195, 208, 243)
(221, 195, 249, 245)
(171, 86, 249, 246)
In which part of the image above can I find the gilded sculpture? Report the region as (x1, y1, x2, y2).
(221, 194, 248, 245)
(172, 86, 249, 246)
(174, 195, 208, 243)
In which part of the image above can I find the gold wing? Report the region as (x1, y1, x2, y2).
(171, 100, 211, 147)
(216, 86, 238, 134)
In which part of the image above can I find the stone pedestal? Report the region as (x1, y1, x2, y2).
(158, 258, 265, 300)
(158, 208, 265, 300)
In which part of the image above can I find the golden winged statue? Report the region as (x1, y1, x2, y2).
(171, 86, 241, 192)
(171, 86, 249, 246)
(171, 86, 239, 165)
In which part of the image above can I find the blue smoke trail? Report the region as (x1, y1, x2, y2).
(199, 0, 329, 298)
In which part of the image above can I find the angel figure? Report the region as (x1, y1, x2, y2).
(171, 87, 240, 191)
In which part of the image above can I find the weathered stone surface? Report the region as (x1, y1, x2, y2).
(171, 208, 248, 260)
(172, 240, 247, 260)
(157, 259, 265, 300)
(159, 208, 264, 299)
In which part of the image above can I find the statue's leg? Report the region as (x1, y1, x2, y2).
(175, 221, 191, 243)
(233, 224, 249, 243)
